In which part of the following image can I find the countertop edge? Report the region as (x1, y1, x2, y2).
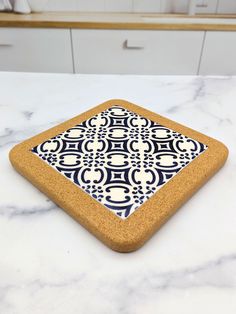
(0, 12, 236, 31)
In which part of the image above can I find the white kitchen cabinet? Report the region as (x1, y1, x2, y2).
(0, 28, 73, 73)
(72, 29, 204, 74)
(199, 31, 236, 75)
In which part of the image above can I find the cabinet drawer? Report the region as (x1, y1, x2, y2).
(72, 29, 204, 75)
(199, 31, 236, 75)
(0, 28, 73, 73)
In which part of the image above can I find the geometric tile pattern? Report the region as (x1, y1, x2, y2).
(32, 105, 207, 219)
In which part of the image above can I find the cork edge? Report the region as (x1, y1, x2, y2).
(9, 99, 229, 252)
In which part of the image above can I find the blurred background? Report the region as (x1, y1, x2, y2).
(0, 0, 236, 75)
(35, 0, 236, 14)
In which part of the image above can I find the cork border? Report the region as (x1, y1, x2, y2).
(9, 99, 228, 252)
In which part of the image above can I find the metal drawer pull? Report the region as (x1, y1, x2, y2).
(124, 39, 145, 50)
(0, 43, 13, 47)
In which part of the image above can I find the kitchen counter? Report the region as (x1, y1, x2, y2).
(0, 12, 236, 30)
(0, 72, 235, 313)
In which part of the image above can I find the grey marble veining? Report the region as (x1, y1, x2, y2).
(0, 72, 235, 314)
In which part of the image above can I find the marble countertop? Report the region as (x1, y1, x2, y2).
(0, 72, 235, 313)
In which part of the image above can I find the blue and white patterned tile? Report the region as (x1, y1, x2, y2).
(32, 105, 207, 219)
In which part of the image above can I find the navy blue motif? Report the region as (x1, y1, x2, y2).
(32, 105, 207, 219)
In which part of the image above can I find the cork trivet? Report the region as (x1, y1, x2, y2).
(9, 99, 228, 252)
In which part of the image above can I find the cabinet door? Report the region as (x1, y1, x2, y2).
(199, 31, 236, 75)
(0, 28, 73, 73)
(72, 29, 204, 75)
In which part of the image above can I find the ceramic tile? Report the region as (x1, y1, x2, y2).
(32, 105, 207, 219)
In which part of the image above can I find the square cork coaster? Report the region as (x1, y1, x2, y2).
(9, 99, 228, 252)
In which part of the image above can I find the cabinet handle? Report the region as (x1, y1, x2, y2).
(0, 43, 13, 47)
(123, 39, 145, 50)
(196, 4, 208, 7)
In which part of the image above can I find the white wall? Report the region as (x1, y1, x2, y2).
(44, 0, 236, 13)
(161, 0, 219, 14)
(217, 0, 236, 13)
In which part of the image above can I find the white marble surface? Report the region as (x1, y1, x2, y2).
(0, 72, 235, 314)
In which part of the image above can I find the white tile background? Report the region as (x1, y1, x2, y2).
(43, 0, 236, 13)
